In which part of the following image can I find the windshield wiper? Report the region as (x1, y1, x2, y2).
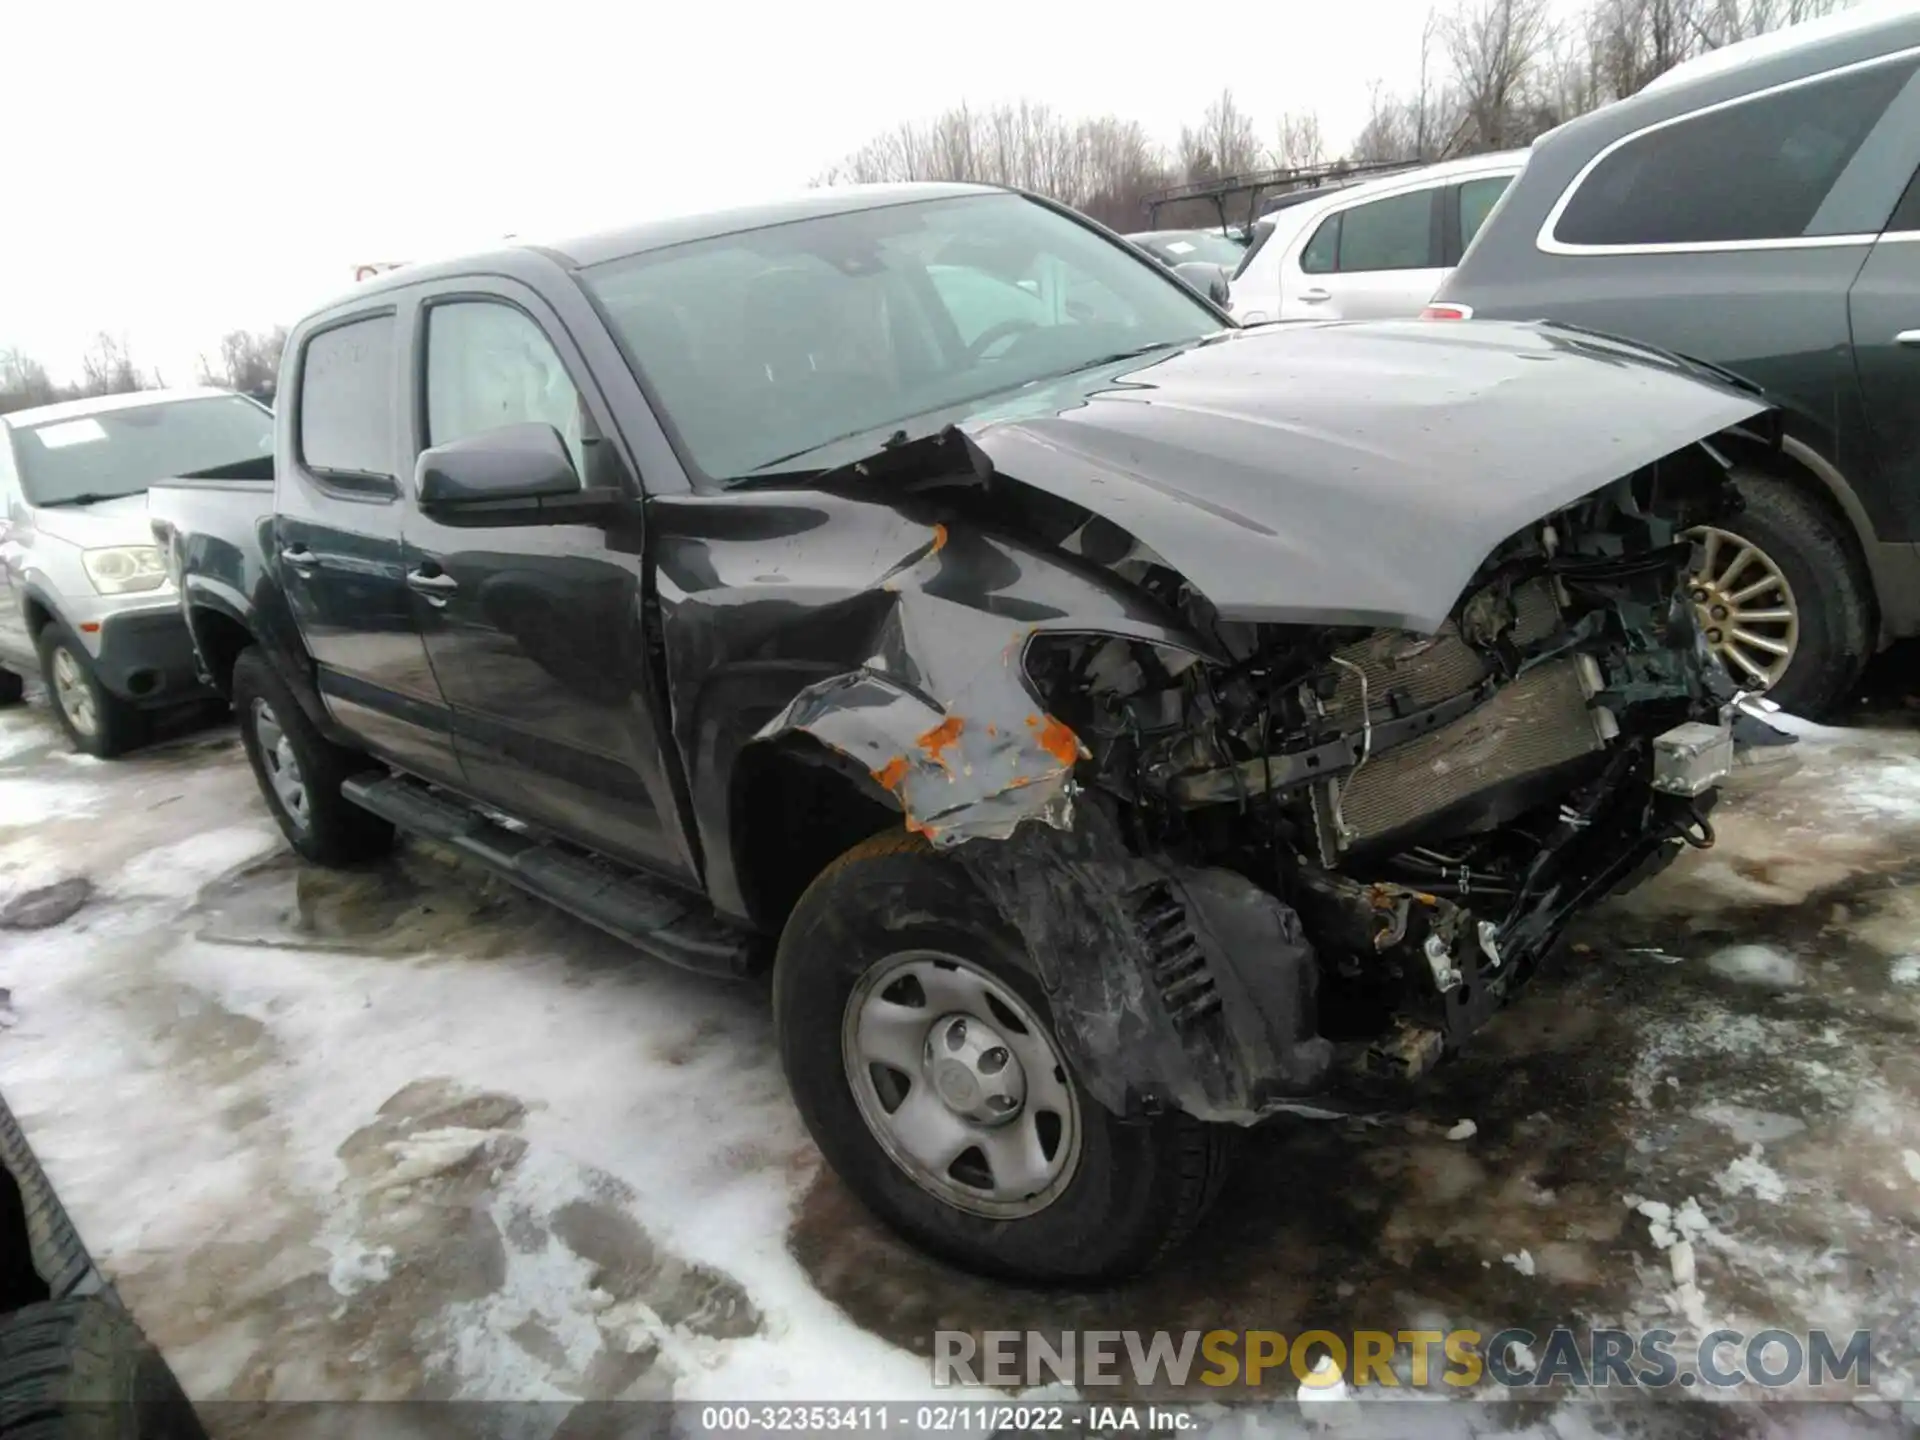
(1060, 340, 1190, 375)
(739, 426, 913, 480)
(38, 491, 138, 508)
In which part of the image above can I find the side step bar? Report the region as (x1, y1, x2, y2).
(341, 773, 761, 980)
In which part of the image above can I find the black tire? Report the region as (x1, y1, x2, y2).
(774, 830, 1233, 1284)
(0, 668, 23, 707)
(0, 1092, 95, 1303)
(1704, 471, 1872, 718)
(230, 646, 393, 866)
(0, 1299, 202, 1440)
(35, 627, 144, 759)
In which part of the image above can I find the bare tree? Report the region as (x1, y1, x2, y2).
(1178, 89, 1265, 182)
(1442, 0, 1556, 152)
(817, 102, 1177, 230)
(76, 333, 146, 398)
(1272, 111, 1327, 172)
(1353, 83, 1427, 162)
(0, 349, 59, 415)
(1696, 0, 1844, 46)
(198, 326, 288, 398)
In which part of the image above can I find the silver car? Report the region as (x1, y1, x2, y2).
(0, 388, 275, 755)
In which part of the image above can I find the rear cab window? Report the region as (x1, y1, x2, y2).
(297, 314, 397, 490)
(1551, 56, 1920, 247)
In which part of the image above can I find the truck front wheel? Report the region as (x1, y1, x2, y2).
(231, 647, 394, 866)
(774, 830, 1232, 1283)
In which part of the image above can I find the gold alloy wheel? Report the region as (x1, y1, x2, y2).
(1684, 525, 1800, 690)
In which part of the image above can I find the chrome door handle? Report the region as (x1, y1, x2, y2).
(406, 569, 459, 605)
(1299, 287, 1332, 303)
(279, 546, 319, 575)
(1895, 329, 1920, 347)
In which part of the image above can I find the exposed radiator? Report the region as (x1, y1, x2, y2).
(1317, 656, 1607, 851)
(1323, 577, 1562, 725)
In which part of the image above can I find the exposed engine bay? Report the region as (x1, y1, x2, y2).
(962, 440, 1750, 1118)
(758, 421, 1768, 1125)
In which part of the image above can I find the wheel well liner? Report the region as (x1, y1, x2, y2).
(1717, 427, 1879, 629)
(186, 606, 256, 696)
(728, 737, 899, 933)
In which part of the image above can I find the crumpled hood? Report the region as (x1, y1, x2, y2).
(29, 492, 158, 548)
(967, 318, 1772, 634)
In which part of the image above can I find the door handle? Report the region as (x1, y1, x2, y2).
(406, 568, 459, 606)
(279, 545, 319, 575)
(1299, 287, 1332, 303)
(1896, 330, 1920, 347)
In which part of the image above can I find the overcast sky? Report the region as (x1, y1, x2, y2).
(6, 0, 1465, 385)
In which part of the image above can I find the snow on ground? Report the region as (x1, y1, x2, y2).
(3, 694, 1920, 1435)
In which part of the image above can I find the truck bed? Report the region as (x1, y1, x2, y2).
(147, 476, 277, 616)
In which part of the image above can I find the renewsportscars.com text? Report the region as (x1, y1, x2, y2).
(933, 1327, 1874, 1391)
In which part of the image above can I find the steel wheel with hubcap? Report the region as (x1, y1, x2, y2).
(1685, 524, 1799, 690)
(775, 829, 1233, 1283)
(229, 645, 394, 864)
(251, 697, 311, 832)
(843, 950, 1080, 1220)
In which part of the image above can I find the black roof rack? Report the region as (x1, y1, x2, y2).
(1142, 157, 1425, 234)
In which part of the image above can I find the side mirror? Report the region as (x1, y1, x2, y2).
(1173, 262, 1232, 309)
(415, 423, 620, 525)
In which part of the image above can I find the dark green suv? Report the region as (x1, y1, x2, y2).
(1430, 6, 1920, 716)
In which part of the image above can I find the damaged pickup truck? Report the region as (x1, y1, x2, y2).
(148, 183, 1785, 1282)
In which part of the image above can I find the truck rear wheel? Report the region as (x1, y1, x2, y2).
(0, 669, 23, 707)
(231, 647, 393, 866)
(774, 830, 1232, 1283)
(0, 1298, 199, 1440)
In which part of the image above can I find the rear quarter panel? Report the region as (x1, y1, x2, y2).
(150, 479, 334, 734)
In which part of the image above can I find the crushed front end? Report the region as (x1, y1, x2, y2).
(992, 442, 1757, 1118)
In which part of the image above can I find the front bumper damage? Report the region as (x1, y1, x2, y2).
(958, 811, 1337, 1125)
(955, 707, 1747, 1127)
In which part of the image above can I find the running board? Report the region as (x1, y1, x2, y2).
(341, 773, 760, 979)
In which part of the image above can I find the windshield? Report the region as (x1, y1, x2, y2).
(582, 192, 1224, 483)
(13, 395, 273, 506)
(1138, 231, 1247, 267)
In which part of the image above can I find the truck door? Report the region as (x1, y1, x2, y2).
(277, 311, 464, 786)
(1849, 173, 1920, 546)
(399, 284, 699, 886)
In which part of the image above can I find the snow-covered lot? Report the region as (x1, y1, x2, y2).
(1, 692, 1918, 1429)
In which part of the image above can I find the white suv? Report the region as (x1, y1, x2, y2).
(1227, 151, 1528, 324)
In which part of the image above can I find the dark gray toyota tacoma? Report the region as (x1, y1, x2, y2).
(150, 182, 1782, 1283)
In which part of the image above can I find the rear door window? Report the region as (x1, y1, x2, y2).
(298, 314, 396, 483)
(1554, 58, 1919, 247)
